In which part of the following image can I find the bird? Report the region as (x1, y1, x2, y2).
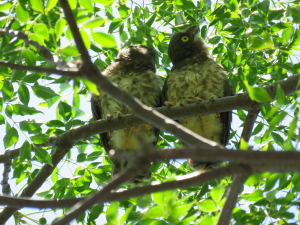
(163, 25, 235, 171)
(91, 44, 163, 184)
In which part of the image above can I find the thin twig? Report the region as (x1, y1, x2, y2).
(217, 174, 249, 225)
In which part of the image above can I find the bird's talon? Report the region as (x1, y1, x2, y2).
(117, 111, 122, 118)
(109, 131, 114, 135)
(209, 95, 217, 101)
(183, 118, 188, 122)
(145, 123, 152, 129)
(179, 99, 184, 106)
(165, 101, 175, 107)
(134, 126, 139, 131)
(105, 114, 114, 120)
(195, 97, 203, 103)
(215, 113, 220, 118)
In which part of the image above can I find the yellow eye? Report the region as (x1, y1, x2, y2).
(181, 36, 189, 42)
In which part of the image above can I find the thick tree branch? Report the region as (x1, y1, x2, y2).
(0, 60, 79, 77)
(1, 160, 11, 196)
(240, 109, 260, 144)
(217, 174, 249, 225)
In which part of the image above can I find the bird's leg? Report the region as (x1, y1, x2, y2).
(117, 111, 122, 118)
(105, 114, 115, 120)
(195, 97, 203, 103)
(179, 99, 184, 106)
(165, 101, 175, 107)
(145, 123, 152, 129)
(208, 95, 220, 117)
(134, 126, 139, 131)
(109, 131, 114, 135)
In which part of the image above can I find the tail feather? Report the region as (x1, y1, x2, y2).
(188, 159, 224, 171)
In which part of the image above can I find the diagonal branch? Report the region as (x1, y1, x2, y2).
(52, 155, 149, 225)
(217, 173, 249, 225)
(240, 109, 260, 144)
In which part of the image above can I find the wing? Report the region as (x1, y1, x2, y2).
(90, 95, 110, 154)
(220, 77, 235, 146)
(162, 75, 169, 103)
(152, 87, 165, 147)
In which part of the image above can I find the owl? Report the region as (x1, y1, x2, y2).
(163, 25, 235, 171)
(91, 45, 163, 184)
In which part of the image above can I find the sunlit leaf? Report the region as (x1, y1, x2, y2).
(4, 127, 18, 149)
(34, 146, 53, 166)
(91, 32, 117, 48)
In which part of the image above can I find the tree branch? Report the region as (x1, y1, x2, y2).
(240, 109, 260, 144)
(1, 160, 11, 196)
(52, 155, 149, 225)
(0, 60, 79, 77)
(217, 173, 249, 225)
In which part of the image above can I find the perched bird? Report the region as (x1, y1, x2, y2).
(163, 25, 235, 171)
(91, 45, 163, 184)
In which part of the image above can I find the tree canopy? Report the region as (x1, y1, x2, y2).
(0, 0, 300, 224)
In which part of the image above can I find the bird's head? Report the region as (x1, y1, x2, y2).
(168, 25, 209, 65)
(116, 44, 156, 71)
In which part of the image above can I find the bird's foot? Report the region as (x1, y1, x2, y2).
(109, 131, 114, 135)
(215, 113, 220, 118)
(117, 111, 122, 118)
(209, 95, 217, 101)
(179, 99, 184, 106)
(105, 114, 114, 120)
(195, 97, 203, 103)
(145, 123, 152, 130)
(165, 101, 175, 107)
(183, 118, 188, 122)
(134, 126, 139, 131)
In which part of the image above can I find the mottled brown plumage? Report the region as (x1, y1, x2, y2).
(91, 45, 163, 184)
(163, 25, 235, 171)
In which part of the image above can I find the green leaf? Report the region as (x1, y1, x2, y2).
(34, 23, 49, 41)
(31, 134, 50, 144)
(34, 146, 53, 166)
(212, 184, 226, 203)
(84, 18, 105, 29)
(55, 18, 67, 42)
(275, 85, 285, 105)
(18, 84, 30, 106)
(225, 0, 238, 12)
(29, 0, 44, 12)
(91, 32, 117, 48)
(199, 216, 213, 225)
(239, 137, 248, 150)
(61, 45, 79, 56)
(79, 0, 93, 11)
(0, 114, 4, 125)
(12, 104, 42, 116)
(2, 80, 14, 102)
(168, 202, 194, 222)
(20, 140, 31, 161)
(144, 206, 164, 219)
(88, 204, 104, 221)
(153, 192, 164, 208)
(208, 36, 221, 44)
(32, 83, 60, 100)
(16, 4, 29, 24)
(4, 127, 18, 149)
(80, 30, 91, 49)
(119, 206, 133, 225)
(20, 121, 42, 132)
(0, 2, 12, 11)
(94, 0, 114, 6)
(174, 0, 196, 10)
(81, 78, 100, 95)
(108, 18, 124, 33)
(106, 202, 119, 224)
(5, 105, 12, 118)
(23, 49, 36, 66)
(67, 0, 77, 10)
(245, 82, 273, 103)
(264, 174, 280, 191)
(58, 101, 72, 121)
(46, 0, 58, 11)
(45, 120, 65, 127)
(271, 23, 292, 34)
(197, 200, 216, 212)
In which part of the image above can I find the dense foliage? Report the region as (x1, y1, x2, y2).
(1, 0, 300, 224)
